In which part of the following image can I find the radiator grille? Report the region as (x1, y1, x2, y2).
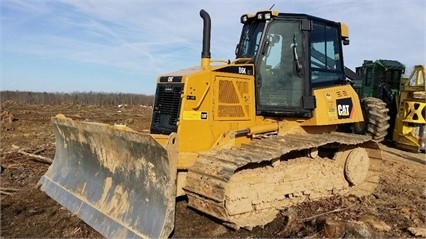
(219, 80, 239, 103)
(218, 105, 245, 117)
(150, 83, 183, 134)
(217, 78, 249, 119)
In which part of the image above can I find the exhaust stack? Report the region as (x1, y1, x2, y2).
(200, 9, 211, 70)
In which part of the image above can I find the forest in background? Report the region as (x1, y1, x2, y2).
(0, 91, 155, 106)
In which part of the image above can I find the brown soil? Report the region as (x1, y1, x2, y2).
(1, 102, 425, 238)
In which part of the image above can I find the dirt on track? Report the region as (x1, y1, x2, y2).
(1, 102, 425, 238)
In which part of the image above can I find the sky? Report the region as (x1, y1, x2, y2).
(1, 0, 425, 95)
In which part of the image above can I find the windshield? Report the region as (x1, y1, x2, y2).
(236, 21, 266, 58)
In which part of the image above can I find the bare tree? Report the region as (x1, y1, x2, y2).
(0, 91, 154, 106)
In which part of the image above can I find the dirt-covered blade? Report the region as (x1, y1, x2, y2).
(38, 116, 176, 239)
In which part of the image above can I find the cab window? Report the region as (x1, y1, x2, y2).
(257, 20, 303, 108)
(310, 23, 344, 86)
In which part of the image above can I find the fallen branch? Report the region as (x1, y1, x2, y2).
(32, 148, 45, 155)
(18, 150, 53, 164)
(0, 190, 14, 195)
(0, 187, 20, 191)
(298, 205, 355, 222)
(0, 187, 20, 195)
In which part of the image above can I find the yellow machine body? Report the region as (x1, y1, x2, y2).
(152, 64, 364, 169)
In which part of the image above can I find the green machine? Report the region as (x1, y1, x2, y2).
(354, 59, 405, 106)
(347, 59, 405, 142)
(350, 60, 425, 152)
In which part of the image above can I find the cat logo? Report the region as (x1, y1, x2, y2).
(201, 112, 208, 119)
(337, 104, 350, 116)
(336, 98, 353, 119)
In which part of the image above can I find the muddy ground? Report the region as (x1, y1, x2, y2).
(1, 102, 425, 238)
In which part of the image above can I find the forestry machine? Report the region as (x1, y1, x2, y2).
(350, 60, 425, 152)
(39, 9, 382, 238)
(392, 65, 426, 152)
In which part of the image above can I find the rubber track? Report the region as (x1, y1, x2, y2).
(184, 132, 382, 227)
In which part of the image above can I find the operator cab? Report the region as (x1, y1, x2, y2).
(236, 11, 349, 118)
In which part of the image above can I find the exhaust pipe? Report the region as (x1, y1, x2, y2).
(200, 9, 211, 70)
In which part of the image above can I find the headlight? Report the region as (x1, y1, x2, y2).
(264, 12, 271, 20)
(240, 15, 248, 23)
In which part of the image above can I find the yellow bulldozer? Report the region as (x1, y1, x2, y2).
(38, 9, 382, 238)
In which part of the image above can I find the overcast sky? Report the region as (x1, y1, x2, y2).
(1, 0, 425, 94)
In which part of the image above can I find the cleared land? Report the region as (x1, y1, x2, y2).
(1, 102, 425, 238)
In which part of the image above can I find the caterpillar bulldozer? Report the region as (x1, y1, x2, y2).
(38, 9, 382, 238)
(349, 60, 425, 151)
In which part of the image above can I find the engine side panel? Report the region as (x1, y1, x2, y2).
(304, 84, 364, 126)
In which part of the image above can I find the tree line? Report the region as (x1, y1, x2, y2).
(0, 91, 155, 106)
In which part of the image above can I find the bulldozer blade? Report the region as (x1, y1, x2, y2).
(38, 116, 177, 239)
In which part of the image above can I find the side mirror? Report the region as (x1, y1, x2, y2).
(342, 38, 350, 45)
